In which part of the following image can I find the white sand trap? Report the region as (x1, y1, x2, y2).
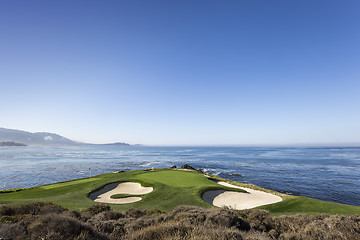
(89, 182, 153, 204)
(203, 181, 282, 210)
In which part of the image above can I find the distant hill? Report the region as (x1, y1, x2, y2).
(0, 128, 78, 146)
(100, 142, 130, 146)
(0, 141, 27, 147)
(0, 128, 132, 146)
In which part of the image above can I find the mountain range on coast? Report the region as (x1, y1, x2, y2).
(0, 128, 130, 146)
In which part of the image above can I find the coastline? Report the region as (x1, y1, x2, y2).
(1, 145, 359, 206)
(1, 168, 359, 216)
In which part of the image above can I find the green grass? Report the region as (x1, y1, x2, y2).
(110, 194, 143, 199)
(39, 178, 100, 190)
(0, 169, 241, 211)
(0, 169, 359, 215)
(136, 170, 212, 187)
(259, 196, 360, 215)
(0, 188, 25, 193)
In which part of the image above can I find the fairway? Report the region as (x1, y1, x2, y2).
(39, 178, 100, 190)
(259, 196, 360, 216)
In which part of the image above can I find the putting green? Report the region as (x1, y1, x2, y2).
(136, 170, 211, 187)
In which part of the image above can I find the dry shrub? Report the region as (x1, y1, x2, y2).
(165, 205, 207, 225)
(145, 208, 163, 215)
(0, 214, 31, 223)
(125, 217, 155, 232)
(205, 208, 249, 230)
(240, 229, 272, 240)
(21, 202, 63, 215)
(0, 205, 15, 216)
(86, 204, 111, 215)
(87, 211, 127, 238)
(242, 209, 270, 221)
(0, 220, 28, 239)
(126, 222, 192, 240)
(285, 214, 360, 240)
(64, 209, 82, 220)
(124, 208, 147, 218)
(1, 203, 360, 240)
(241, 209, 273, 232)
(12, 213, 107, 240)
(125, 206, 246, 240)
(90, 219, 125, 235)
(0, 202, 64, 217)
(189, 225, 244, 240)
(90, 210, 125, 222)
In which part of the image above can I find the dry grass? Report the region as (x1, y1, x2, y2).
(0, 202, 359, 239)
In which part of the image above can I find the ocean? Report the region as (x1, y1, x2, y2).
(0, 145, 359, 206)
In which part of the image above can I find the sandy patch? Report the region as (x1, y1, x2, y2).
(89, 182, 153, 204)
(203, 181, 282, 210)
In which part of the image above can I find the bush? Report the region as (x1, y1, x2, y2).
(0, 202, 64, 217)
(17, 202, 65, 215)
(0, 213, 108, 240)
(0, 214, 30, 223)
(126, 222, 192, 240)
(0, 203, 359, 240)
(0, 205, 15, 216)
(125, 208, 147, 218)
(86, 204, 111, 215)
(65, 210, 82, 220)
(146, 208, 163, 216)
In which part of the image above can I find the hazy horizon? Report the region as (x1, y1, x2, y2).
(2, 126, 360, 147)
(1, 1, 359, 146)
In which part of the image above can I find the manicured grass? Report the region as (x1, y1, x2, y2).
(0, 188, 25, 193)
(1, 169, 359, 215)
(259, 196, 360, 215)
(110, 194, 143, 199)
(39, 178, 100, 190)
(0, 169, 241, 211)
(136, 170, 212, 187)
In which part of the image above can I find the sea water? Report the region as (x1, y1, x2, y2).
(0, 145, 359, 206)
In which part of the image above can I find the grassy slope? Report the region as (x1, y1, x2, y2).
(1, 169, 359, 215)
(259, 196, 360, 215)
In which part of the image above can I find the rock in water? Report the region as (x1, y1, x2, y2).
(180, 164, 196, 170)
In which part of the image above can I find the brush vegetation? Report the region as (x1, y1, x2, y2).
(0, 169, 360, 216)
(0, 202, 359, 240)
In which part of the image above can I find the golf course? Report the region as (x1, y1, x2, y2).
(1, 168, 359, 215)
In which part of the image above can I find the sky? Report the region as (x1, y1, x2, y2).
(1, 0, 359, 146)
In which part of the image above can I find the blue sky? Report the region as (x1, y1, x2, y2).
(1, 1, 359, 145)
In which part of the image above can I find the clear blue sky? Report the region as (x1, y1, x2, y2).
(1, 1, 359, 145)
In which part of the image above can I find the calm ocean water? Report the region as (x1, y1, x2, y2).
(0, 146, 359, 206)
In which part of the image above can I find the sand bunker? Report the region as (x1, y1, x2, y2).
(203, 181, 282, 210)
(89, 182, 153, 204)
